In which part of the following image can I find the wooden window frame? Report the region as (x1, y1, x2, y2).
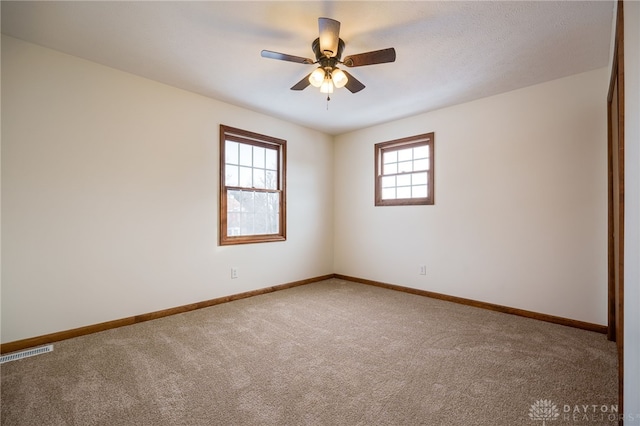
(374, 133, 435, 206)
(219, 125, 286, 245)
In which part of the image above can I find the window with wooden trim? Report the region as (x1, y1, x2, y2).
(220, 125, 286, 245)
(375, 133, 434, 206)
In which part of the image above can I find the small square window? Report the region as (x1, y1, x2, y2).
(374, 133, 434, 206)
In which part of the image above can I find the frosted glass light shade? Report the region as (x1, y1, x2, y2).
(320, 77, 334, 94)
(309, 68, 325, 88)
(331, 68, 348, 88)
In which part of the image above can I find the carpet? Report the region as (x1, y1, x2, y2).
(0, 279, 618, 425)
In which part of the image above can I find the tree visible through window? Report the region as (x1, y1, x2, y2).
(220, 125, 286, 245)
(375, 133, 434, 206)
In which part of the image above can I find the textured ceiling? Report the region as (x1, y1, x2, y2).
(1, 1, 614, 136)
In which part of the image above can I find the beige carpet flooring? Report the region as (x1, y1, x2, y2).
(1, 278, 618, 425)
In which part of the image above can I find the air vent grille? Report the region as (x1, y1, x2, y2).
(0, 345, 54, 364)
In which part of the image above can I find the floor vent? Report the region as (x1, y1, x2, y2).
(0, 345, 54, 364)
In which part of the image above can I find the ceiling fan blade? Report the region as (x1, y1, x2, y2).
(318, 17, 340, 57)
(291, 73, 312, 91)
(342, 70, 365, 93)
(343, 48, 396, 67)
(261, 50, 314, 64)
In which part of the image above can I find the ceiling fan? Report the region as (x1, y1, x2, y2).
(261, 17, 396, 95)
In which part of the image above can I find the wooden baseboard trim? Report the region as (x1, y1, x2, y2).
(333, 274, 608, 334)
(0, 274, 334, 354)
(1, 272, 607, 354)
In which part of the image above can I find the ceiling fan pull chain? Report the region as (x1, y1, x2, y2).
(326, 95, 330, 110)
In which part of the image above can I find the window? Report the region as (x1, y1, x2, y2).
(220, 125, 286, 245)
(375, 133, 434, 206)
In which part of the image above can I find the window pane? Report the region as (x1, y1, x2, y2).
(382, 187, 396, 200)
(254, 192, 268, 234)
(382, 176, 395, 188)
(384, 163, 398, 175)
(239, 166, 252, 187)
(227, 212, 241, 236)
(226, 165, 239, 186)
(239, 190, 254, 212)
(413, 145, 429, 159)
(414, 158, 429, 171)
(268, 192, 280, 212)
(240, 213, 254, 235)
(265, 170, 277, 190)
(254, 192, 267, 212)
(412, 172, 427, 185)
(226, 141, 239, 164)
(239, 143, 252, 166)
(397, 174, 411, 187)
(268, 192, 280, 234)
(412, 185, 428, 198)
(227, 190, 242, 212)
(383, 151, 397, 164)
(253, 147, 265, 168)
(397, 186, 411, 199)
(253, 168, 266, 189)
(265, 149, 278, 170)
(268, 212, 278, 234)
(398, 161, 413, 173)
(227, 191, 243, 235)
(398, 148, 412, 162)
(254, 217, 267, 235)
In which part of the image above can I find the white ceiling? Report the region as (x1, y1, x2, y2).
(1, 1, 614, 136)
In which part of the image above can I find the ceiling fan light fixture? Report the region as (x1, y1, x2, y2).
(320, 76, 334, 94)
(331, 68, 348, 89)
(309, 67, 325, 88)
(262, 17, 396, 97)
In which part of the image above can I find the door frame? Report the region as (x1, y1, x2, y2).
(607, 0, 624, 417)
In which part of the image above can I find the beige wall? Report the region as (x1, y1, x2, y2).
(1, 33, 615, 345)
(334, 67, 609, 325)
(1, 36, 335, 343)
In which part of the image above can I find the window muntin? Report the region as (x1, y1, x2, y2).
(375, 133, 434, 206)
(220, 125, 286, 245)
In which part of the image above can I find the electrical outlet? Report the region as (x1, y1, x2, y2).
(419, 265, 427, 275)
(231, 267, 238, 279)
